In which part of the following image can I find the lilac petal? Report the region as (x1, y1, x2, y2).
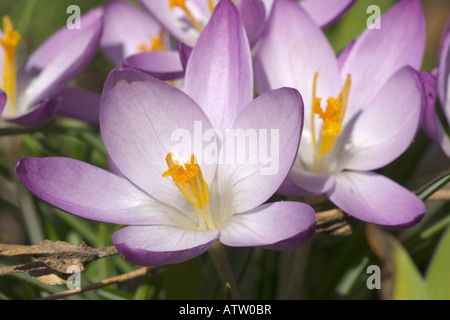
(178, 43, 193, 71)
(254, 0, 340, 132)
(337, 40, 355, 71)
(217, 87, 303, 214)
(289, 166, 335, 194)
(341, 0, 425, 118)
(219, 201, 315, 250)
(343, 66, 423, 171)
(185, 0, 253, 132)
(100, 68, 216, 213)
(328, 171, 425, 229)
(15, 157, 194, 227)
(301, 0, 356, 28)
(437, 20, 450, 121)
(101, 0, 164, 66)
(55, 87, 101, 125)
(139, 0, 201, 47)
(5, 98, 60, 127)
(123, 50, 184, 81)
(235, 0, 266, 47)
(20, 7, 104, 109)
(0, 90, 5, 117)
(276, 176, 315, 197)
(420, 71, 439, 141)
(112, 225, 218, 266)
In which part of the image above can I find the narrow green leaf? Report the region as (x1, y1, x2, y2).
(415, 170, 450, 201)
(426, 226, 450, 299)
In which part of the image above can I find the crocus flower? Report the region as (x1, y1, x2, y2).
(254, 0, 426, 228)
(15, 0, 315, 266)
(0, 7, 103, 126)
(139, 0, 267, 48)
(101, 0, 185, 81)
(422, 21, 450, 157)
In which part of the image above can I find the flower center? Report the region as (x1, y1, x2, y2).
(0, 16, 20, 117)
(163, 152, 216, 229)
(311, 72, 352, 158)
(137, 29, 167, 53)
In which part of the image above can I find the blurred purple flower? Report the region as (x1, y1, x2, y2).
(15, 0, 315, 266)
(254, 0, 427, 228)
(421, 20, 450, 157)
(0, 8, 104, 126)
(101, 0, 185, 81)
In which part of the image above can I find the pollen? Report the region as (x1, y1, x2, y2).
(0, 15, 20, 115)
(137, 29, 167, 52)
(163, 153, 216, 230)
(311, 72, 351, 157)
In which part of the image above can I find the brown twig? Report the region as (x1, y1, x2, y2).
(427, 189, 450, 201)
(37, 265, 161, 300)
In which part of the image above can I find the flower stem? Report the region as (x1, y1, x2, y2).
(208, 242, 241, 300)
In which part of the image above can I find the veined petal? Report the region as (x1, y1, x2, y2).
(123, 50, 184, 81)
(341, 0, 425, 117)
(342, 66, 423, 171)
(15, 157, 194, 227)
(277, 175, 315, 197)
(100, 68, 216, 213)
(19, 7, 104, 110)
(55, 87, 101, 125)
(328, 171, 425, 229)
(112, 225, 218, 266)
(217, 87, 303, 214)
(184, 0, 253, 132)
(254, 0, 340, 132)
(420, 71, 439, 141)
(101, 0, 164, 65)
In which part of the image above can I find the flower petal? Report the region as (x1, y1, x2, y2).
(123, 50, 184, 81)
(300, 0, 356, 28)
(341, 0, 425, 117)
(139, 0, 201, 47)
(101, 0, 164, 65)
(15, 157, 194, 227)
(0, 90, 6, 117)
(288, 167, 335, 194)
(235, 0, 266, 47)
(100, 68, 216, 212)
(55, 87, 101, 125)
(184, 0, 253, 132)
(437, 20, 450, 121)
(342, 66, 423, 171)
(217, 87, 303, 213)
(219, 201, 315, 250)
(5, 98, 60, 127)
(19, 7, 103, 109)
(112, 225, 218, 266)
(277, 175, 314, 197)
(328, 171, 425, 229)
(254, 0, 340, 132)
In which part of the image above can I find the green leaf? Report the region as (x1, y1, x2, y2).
(426, 225, 450, 299)
(415, 170, 450, 201)
(366, 225, 432, 300)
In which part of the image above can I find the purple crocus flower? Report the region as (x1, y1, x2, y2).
(139, 0, 267, 48)
(0, 7, 103, 126)
(422, 21, 450, 157)
(254, 0, 426, 228)
(101, 0, 185, 81)
(15, 0, 315, 266)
